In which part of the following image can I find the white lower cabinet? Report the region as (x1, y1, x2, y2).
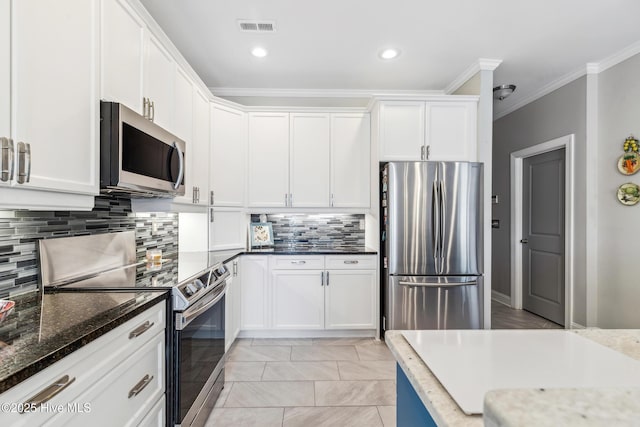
(240, 256, 269, 330)
(137, 395, 165, 427)
(325, 269, 376, 329)
(0, 301, 166, 427)
(272, 270, 325, 329)
(239, 255, 377, 334)
(225, 258, 242, 351)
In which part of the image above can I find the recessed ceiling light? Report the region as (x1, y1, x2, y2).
(379, 48, 400, 60)
(251, 47, 268, 58)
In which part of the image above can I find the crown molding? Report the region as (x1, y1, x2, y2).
(444, 58, 503, 94)
(595, 38, 640, 73)
(494, 65, 587, 120)
(495, 39, 640, 120)
(209, 87, 443, 98)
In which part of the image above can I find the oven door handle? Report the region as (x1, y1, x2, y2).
(176, 283, 226, 330)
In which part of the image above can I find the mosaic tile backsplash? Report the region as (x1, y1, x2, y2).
(250, 214, 365, 248)
(0, 196, 178, 298)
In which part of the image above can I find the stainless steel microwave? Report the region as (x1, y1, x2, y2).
(100, 101, 186, 197)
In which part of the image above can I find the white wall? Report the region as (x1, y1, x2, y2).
(596, 53, 640, 328)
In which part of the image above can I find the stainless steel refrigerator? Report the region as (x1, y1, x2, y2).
(382, 161, 483, 331)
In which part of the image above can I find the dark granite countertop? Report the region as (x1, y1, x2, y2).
(0, 289, 169, 394)
(206, 247, 378, 265)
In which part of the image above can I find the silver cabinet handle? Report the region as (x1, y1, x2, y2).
(520, 239, 529, 244)
(128, 374, 154, 398)
(289, 193, 293, 207)
(426, 145, 431, 160)
(210, 208, 214, 223)
(1, 137, 13, 182)
(149, 101, 155, 122)
(326, 271, 330, 286)
(129, 321, 155, 339)
(284, 193, 288, 206)
(331, 193, 335, 207)
(290, 260, 306, 265)
(344, 260, 359, 264)
(143, 97, 149, 118)
(17, 142, 30, 184)
(173, 142, 184, 190)
(192, 187, 197, 204)
(22, 375, 76, 412)
(421, 145, 425, 160)
(233, 261, 238, 276)
(210, 190, 214, 205)
(321, 271, 324, 286)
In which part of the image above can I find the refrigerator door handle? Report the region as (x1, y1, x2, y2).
(439, 180, 446, 259)
(432, 180, 440, 259)
(398, 277, 478, 287)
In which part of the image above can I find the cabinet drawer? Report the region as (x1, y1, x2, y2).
(269, 255, 324, 270)
(137, 394, 166, 427)
(0, 301, 166, 427)
(325, 255, 376, 270)
(53, 332, 165, 427)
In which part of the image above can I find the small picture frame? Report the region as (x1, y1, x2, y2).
(249, 222, 274, 247)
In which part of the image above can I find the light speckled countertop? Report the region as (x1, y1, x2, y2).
(384, 329, 640, 427)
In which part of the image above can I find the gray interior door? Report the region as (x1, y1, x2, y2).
(522, 148, 565, 325)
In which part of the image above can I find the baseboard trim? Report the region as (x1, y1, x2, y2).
(570, 322, 586, 329)
(491, 291, 511, 307)
(238, 329, 376, 339)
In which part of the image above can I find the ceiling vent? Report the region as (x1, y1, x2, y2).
(238, 20, 276, 33)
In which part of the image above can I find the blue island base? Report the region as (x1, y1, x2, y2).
(397, 363, 438, 427)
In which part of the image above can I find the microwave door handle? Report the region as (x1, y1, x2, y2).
(173, 142, 184, 190)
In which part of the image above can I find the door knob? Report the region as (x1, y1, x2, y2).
(520, 239, 529, 244)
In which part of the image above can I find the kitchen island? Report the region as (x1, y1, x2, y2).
(385, 329, 640, 426)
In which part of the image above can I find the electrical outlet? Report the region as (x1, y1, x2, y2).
(359, 219, 365, 230)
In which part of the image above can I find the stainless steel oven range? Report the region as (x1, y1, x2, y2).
(39, 231, 230, 427)
(173, 264, 228, 427)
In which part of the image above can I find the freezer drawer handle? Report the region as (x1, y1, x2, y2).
(22, 375, 76, 412)
(398, 280, 477, 287)
(129, 321, 155, 339)
(128, 374, 154, 398)
(343, 260, 359, 264)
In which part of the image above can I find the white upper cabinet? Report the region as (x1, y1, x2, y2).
(331, 113, 370, 208)
(378, 101, 425, 161)
(0, 0, 9, 145)
(290, 113, 330, 207)
(211, 103, 247, 207)
(8, 0, 98, 196)
(425, 101, 477, 161)
(143, 33, 175, 131)
(191, 88, 210, 206)
(248, 112, 290, 208)
(101, 0, 145, 113)
(378, 99, 478, 162)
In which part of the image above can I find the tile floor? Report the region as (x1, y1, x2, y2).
(205, 338, 396, 427)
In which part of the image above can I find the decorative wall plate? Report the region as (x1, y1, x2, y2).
(617, 183, 640, 206)
(618, 153, 639, 175)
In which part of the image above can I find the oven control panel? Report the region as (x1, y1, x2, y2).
(173, 263, 229, 311)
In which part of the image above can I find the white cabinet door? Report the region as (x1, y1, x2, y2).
(289, 113, 330, 207)
(378, 101, 425, 161)
(12, 0, 98, 195)
(425, 101, 477, 161)
(330, 113, 370, 208)
(248, 113, 289, 207)
(272, 270, 325, 329)
(209, 209, 245, 250)
(240, 256, 269, 330)
(325, 269, 376, 329)
(171, 68, 195, 205)
(225, 259, 242, 350)
(0, 0, 8, 143)
(191, 89, 210, 205)
(211, 103, 247, 207)
(144, 33, 174, 131)
(101, 0, 145, 114)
